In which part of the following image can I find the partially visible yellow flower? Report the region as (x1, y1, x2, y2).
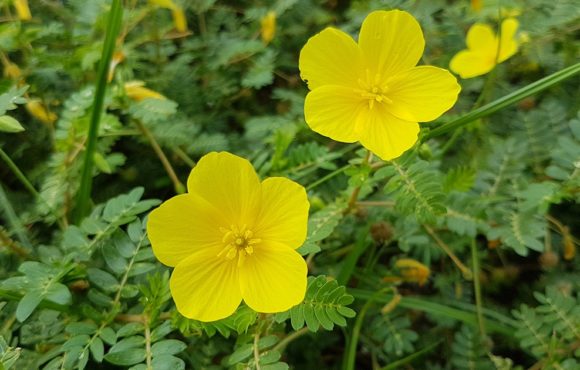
(108, 51, 125, 82)
(26, 100, 57, 124)
(147, 152, 309, 322)
(395, 258, 430, 286)
(13, 0, 31, 21)
(149, 0, 188, 33)
(299, 10, 460, 160)
(124, 81, 166, 101)
(260, 11, 276, 44)
(450, 18, 520, 79)
(3, 61, 21, 80)
(471, 0, 482, 12)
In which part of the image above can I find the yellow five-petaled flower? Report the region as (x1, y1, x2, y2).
(450, 18, 520, 79)
(147, 152, 309, 322)
(299, 10, 460, 160)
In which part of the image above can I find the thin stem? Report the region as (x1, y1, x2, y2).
(356, 201, 395, 208)
(424, 62, 580, 140)
(74, 0, 124, 222)
(272, 327, 309, 353)
(253, 331, 261, 370)
(0, 147, 40, 198)
(470, 239, 487, 339)
(424, 225, 473, 279)
(135, 120, 185, 194)
(306, 164, 351, 191)
(346, 151, 372, 212)
(144, 316, 153, 370)
(173, 147, 196, 168)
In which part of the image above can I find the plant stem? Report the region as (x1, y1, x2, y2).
(135, 120, 185, 194)
(346, 151, 372, 212)
(424, 62, 580, 140)
(272, 327, 309, 353)
(0, 147, 39, 199)
(424, 225, 473, 279)
(253, 331, 261, 370)
(381, 340, 443, 370)
(471, 239, 487, 339)
(74, 0, 124, 222)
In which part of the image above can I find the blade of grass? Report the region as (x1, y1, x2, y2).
(0, 183, 32, 249)
(381, 340, 443, 370)
(349, 289, 516, 337)
(423, 62, 580, 140)
(74, 0, 123, 222)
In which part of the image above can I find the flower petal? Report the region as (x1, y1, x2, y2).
(466, 23, 496, 51)
(304, 85, 366, 143)
(299, 27, 363, 90)
(187, 152, 261, 227)
(254, 177, 309, 249)
(358, 10, 424, 78)
(449, 50, 495, 79)
(386, 66, 461, 122)
(240, 242, 307, 313)
(498, 18, 519, 62)
(357, 105, 419, 160)
(147, 194, 226, 267)
(170, 249, 241, 322)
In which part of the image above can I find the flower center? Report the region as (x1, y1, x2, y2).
(355, 70, 393, 110)
(218, 224, 261, 266)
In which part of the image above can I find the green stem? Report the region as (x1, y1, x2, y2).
(0, 183, 32, 249)
(381, 340, 443, 370)
(0, 147, 40, 199)
(471, 239, 487, 339)
(74, 0, 124, 222)
(343, 289, 386, 370)
(306, 164, 351, 191)
(424, 62, 580, 140)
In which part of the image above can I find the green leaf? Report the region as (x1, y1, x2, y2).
(151, 355, 185, 370)
(151, 339, 186, 357)
(0, 115, 24, 133)
(90, 337, 105, 362)
(104, 348, 146, 366)
(16, 292, 43, 322)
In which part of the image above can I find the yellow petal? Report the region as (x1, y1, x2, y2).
(170, 249, 241, 321)
(304, 85, 365, 143)
(240, 242, 307, 313)
(187, 152, 261, 227)
(357, 105, 419, 160)
(449, 50, 495, 79)
(386, 66, 461, 122)
(260, 11, 276, 44)
(498, 18, 519, 62)
(171, 8, 188, 33)
(14, 0, 31, 21)
(26, 100, 57, 124)
(147, 194, 227, 267)
(124, 81, 166, 101)
(358, 10, 424, 78)
(254, 177, 309, 249)
(395, 258, 430, 286)
(466, 24, 496, 51)
(299, 27, 363, 90)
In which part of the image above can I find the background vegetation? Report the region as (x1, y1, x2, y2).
(0, 0, 579, 369)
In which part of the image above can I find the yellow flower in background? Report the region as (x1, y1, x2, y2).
(147, 152, 309, 322)
(14, 0, 32, 21)
(395, 258, 430, 286)
(450, 18, 520, 79)
(149, 0, 188, 33)
(471, 0, 483, 12)
(261, 11, 276, 44)
(299, 10, 460, 160)
(26, 100, 57, 124)
(124, 81, 166, 101)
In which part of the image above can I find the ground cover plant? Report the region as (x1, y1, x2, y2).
(0, 0, 579, 369)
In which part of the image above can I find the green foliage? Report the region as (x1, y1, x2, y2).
(0, 0, 579, 369)
(512, 287, 580, 364)
(275, 276, 355, 332)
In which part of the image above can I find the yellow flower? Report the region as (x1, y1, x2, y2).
(395, 258, 430, 286)
(149, 0, 188, 33)
(450, 18, 520, 79)
(260, 11, 276, 44)
(124, 81, 166, 101)
(147, 152, 309, 322)
(299, 10, 460, 160)
(26, 100, 57, 124)
(13, 0, 32, 21)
